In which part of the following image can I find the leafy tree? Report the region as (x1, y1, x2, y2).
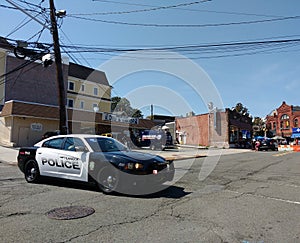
(111, 96, 143, 118)
(111, 97, 121, 111)
(253, 117, 264, 126)
(232, 102, 250, 116)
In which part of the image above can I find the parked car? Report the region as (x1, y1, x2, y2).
(258, 139, 278, 151)
(17, 134, 175, 195)
(138, 129, 176, 150)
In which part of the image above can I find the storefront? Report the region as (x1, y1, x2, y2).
(227, 109, 252, 148)
(0, 100, 158, 147)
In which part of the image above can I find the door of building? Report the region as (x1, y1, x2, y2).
(18, 127, 29, 147)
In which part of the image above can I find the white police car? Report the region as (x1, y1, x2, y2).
(17, 134, 174, 195)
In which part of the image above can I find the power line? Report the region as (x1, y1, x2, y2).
(68, 15, 300, 28)
(59, 28, 92, 67)
(15, 0, 46, 10)
(26, 22, 47, 42)
(91, 0, 282, 18)
(4, 36, 300, 60)
(48, 37, 300, 62)
(0, 56, 41, 86)
(5, 16, 34, 38)
(70, 1, 211, 16)
(59, 38, 300, 53)
(0, 3, 41, 13)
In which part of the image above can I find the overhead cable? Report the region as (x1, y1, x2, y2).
(68, 15, 300, 28)
(70, 0, 211, 16)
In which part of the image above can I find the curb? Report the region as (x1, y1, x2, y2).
(163, 154, 207, 161)
(0, 160, 17, 166)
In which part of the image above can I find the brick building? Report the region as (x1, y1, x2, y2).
(176, 109, 252, 148)
(266, 101, 300, 138)
(176, 110, 229, 148)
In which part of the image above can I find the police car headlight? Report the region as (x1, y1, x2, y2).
(125, 162, 143, 170)
(134, 163, 144, 170)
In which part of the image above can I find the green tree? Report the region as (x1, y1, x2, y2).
(232, 102, 250, 116)
(252, 117, 265, 136)
(111, 96, 143, 118)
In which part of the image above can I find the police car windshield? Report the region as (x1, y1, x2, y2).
(85, 137, 127, 152)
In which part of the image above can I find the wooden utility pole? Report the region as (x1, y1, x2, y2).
(49, 0, 68, 134)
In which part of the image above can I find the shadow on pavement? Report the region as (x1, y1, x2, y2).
(35, 177, 190, 199)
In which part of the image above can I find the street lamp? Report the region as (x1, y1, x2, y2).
(93, 105, 99, 113)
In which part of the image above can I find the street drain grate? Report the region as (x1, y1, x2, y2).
(46, 206, 95, 220)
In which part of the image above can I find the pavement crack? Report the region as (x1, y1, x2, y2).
(0, 211, 32, 219)
(62, 197, 192, 242)
(60, 211, 158, 243)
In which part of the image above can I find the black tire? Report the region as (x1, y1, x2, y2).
(168, 162, 175, 181)
(24, 159, 40, 183)
(96, 166, 119, 194)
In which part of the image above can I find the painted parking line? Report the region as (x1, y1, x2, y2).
(227, 190, 300, 206)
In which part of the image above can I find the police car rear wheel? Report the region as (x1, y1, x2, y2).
(24, 159, 40, 183)
(97, 167, 118, 194)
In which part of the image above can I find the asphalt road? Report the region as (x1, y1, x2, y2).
(0, 150, 299, 243)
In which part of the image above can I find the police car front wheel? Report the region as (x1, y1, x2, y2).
(24, 159, 40, 183)
(96, 167, 119, 194)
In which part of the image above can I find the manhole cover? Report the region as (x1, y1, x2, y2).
(46, 206, 95, 220)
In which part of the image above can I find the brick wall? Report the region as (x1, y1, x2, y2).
(176, 114, 209, 146)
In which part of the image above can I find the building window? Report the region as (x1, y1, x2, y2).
(80, 101, 84, 109)
(280, 114, 290, 129)
(67, 99, 74, 108)
(273, 122, 276, 130)
(93, 87, 98, 96)
(81, 84, 85, 92)
(281, 114, 289, 120)
(68, 81, 75, 91)
(286, 120, 290, 129)
(295, 119, 299, 128)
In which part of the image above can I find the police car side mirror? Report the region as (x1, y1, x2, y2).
(75, 146, 88, 152)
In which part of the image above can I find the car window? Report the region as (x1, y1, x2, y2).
(85, 137, 127, 152)
(63, 137, 86, 151)
(42, 138, 64, 149)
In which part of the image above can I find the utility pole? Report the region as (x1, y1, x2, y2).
(49, 0, 68, 134)
(6, 0, 68, 134)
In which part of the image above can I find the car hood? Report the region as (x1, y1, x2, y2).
(104, 151, 166, 163)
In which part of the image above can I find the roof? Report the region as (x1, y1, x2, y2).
(292, 106, 300, 112)
(68, 62, 110, 86)
(0, 100, 59, 119)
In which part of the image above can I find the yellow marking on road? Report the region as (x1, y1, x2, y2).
(273, 151, 294, 157)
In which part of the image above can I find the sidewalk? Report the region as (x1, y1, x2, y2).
(0, 145, 251, 166)
(0, 146, 19, 165)
(0, 145, 204, 165)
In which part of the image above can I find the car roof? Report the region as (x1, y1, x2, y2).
(46, 134, 110, 139)
(34, 134, 109, 147)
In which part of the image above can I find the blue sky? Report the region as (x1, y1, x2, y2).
(1, 0, 300, 118)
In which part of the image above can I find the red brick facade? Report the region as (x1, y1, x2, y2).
(176, 114, 209, 146)
(176, 111, 229, 148)
(266, 101, 300, 137)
